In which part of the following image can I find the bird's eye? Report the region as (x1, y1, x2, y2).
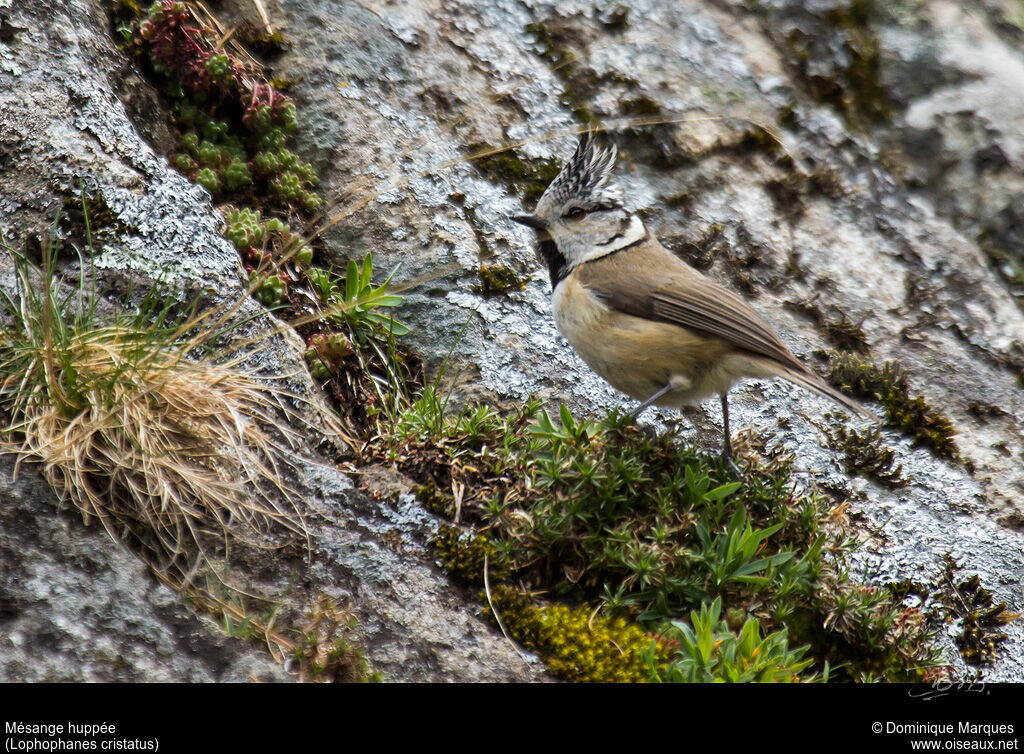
(565, 207, 586, 220)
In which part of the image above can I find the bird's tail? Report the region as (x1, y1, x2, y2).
(774, 365, 876, 422)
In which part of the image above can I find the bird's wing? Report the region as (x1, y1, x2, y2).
(578, 244, 807, 373)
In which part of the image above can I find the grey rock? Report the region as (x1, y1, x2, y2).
(0, 0, 544, 682)
(1, 0, 1021, 681)
(0, 454, 288, 682)
(276, 0, 1024, 678)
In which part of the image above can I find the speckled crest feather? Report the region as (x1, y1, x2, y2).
(540, 131, 623, 209)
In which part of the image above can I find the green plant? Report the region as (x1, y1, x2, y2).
(188, 582, 379, 682)
(647, 597, 822, 682)
(372, 394, 942, 681)
(250, 271, 286, 307)
(127, 1, 322, 213)
(694, 507, 795, 594)
(313, 253, 408, 338)
(829, 351, 958, 459)
(828, 421, 908, 486)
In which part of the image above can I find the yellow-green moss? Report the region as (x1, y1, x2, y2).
(429, 524, 505, 584)
(473, 264, 528, 296)
(486, 586, 668, 682)
(415, 481, 455, 518)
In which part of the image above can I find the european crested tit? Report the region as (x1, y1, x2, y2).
(513, 132, 872, 463)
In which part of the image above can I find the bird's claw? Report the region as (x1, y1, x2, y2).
(720, 453, 743, 479)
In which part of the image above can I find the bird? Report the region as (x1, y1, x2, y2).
(512, 131, 872, 466)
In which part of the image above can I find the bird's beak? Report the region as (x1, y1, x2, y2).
(512, 213, 547, 232)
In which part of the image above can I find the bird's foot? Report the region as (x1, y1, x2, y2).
(720, 450, 743, 479)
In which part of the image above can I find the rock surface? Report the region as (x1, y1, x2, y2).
(0, 454, 290, 682)
(0, 0, 543, 682)
(277, 0, 1024, 679)
(0, 0, 1021, 681)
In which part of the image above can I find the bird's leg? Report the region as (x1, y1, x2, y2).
(629, 383, 674, 420)
(721, 393, 742, 477)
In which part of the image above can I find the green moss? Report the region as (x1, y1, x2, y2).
(951, 574, 1017, 667)
(59, 189, 137, 238)
(243, 30, 287, 55)
(430, 525, 505, 585)
(891, 555, 1019, 668)
(486, 586, 666, 682)
(827, 1, 892, 122)
(415, 481, 455, 518)
(467, 144, 563, 204)
(828, 422, 908, 487)
(473, 264, 528, 296)
(829, 351, 958, 459)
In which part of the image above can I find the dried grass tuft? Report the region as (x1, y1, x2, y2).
(0, 238, 310, 585)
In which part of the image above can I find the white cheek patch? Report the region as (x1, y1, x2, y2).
(602, 215, 645, 249)
(576, 215, 647, 264)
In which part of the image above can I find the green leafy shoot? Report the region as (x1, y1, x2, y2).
(315, 253, 408, 338)
(694, 507, 794, 593)
(647, 597, 824, 683)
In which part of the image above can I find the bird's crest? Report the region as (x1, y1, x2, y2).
(540, 131, 622, 209)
